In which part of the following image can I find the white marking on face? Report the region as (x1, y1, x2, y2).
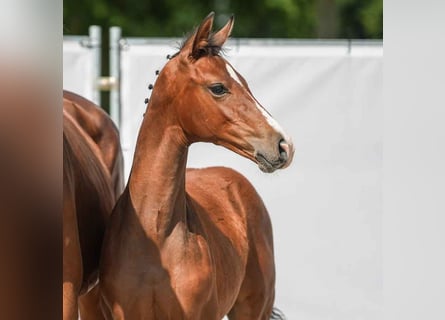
(225, 63, 243, 87)
(225, 62, 290, 141)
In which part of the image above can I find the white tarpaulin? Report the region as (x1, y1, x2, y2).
(63, 36, 97, 103)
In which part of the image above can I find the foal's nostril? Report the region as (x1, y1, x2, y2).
(278, 139, 289, 161)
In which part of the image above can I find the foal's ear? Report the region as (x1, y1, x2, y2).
(212, 15, 234, 48)
(191, 12, 215, 58)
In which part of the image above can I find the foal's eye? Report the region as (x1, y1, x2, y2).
(208, 83, 228, 97)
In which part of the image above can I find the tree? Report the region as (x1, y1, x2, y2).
(64, 0, 382, 39)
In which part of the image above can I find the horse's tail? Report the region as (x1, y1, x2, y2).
(270, 307, 286, 320)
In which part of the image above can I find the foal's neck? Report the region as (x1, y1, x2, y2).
(128, 102, 189, 240)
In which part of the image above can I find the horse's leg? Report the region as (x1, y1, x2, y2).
(228, 206, 277, 320)
(227, 284, 275, 320)
(79, 285, 106, 319)
(227, 246, 276, 320)
(63, 282, 79, 320)
(63, 180, 82, 320)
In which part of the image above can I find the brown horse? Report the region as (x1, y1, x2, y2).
(99, 13, 294, 320)
(63, 91, 124, 320)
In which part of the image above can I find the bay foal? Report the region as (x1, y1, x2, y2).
(63, 91, 124, 320)
(100, 13, 294, 320)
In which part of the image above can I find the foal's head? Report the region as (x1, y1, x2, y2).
(151, 12, 294, 173)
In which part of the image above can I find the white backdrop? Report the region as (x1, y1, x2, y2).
(120, 39, 382, 320)
(63, 36, 97, 103)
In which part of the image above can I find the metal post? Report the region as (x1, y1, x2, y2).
(109, 26, 121, 128)
(88, 25, 101, 105)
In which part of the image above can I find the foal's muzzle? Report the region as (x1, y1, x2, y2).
(255, 138, 294, 173)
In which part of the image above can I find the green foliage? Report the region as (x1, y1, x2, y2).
(64, 0, 382, 38)
(360, 0, 383, 38)
(336, 0, 383, 38)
